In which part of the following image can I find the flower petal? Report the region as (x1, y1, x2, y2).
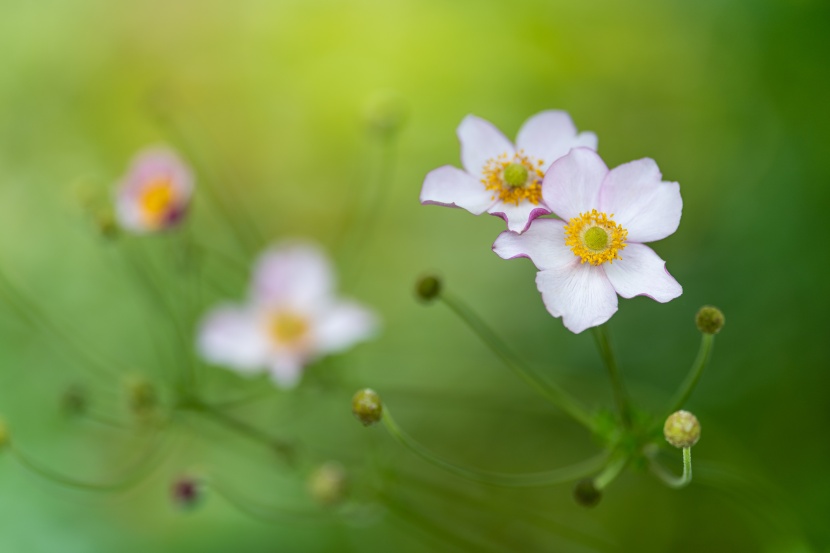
(516, 111, 597, 168)
(488, 201, 551, 233)
(315, 300, 379, 355)
(268, 355, 304, 388)
(598, 158, 682, 243)
(603, 243, 682, 302)
(542, 148, 608, 221)
(197, 305, 269, 373)
(535, 263, 618, 334)
(492, 219, 575, 270)
(252, 242, 334, 307)
(420, 166, 497, 215)
(458, 115, 515, 177)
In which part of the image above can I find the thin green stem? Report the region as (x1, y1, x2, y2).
(381, 406, 606, 487)
(648, 447, 693, 489)
(667, 333, 715, 414)
(440, 292, 595, 430)
(593, 455, 628, 490)
(210, 480, 333, 524)
(591, 325, 632, 428)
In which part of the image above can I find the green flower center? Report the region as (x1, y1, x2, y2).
(502, 163, 529, 187)
(583, 226, 609, 251)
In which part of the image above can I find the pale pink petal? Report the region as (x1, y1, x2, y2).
(252, 242, 334, 307)
(420, 166, 497, 215)
(598, 158, 682, 243)
(516, 111, 596, 168)
(542, 148, 608, 221)
(492, 219, 575, 270)
(458, 115, 515, 177)
(197, 305, 269, 373)
(315, 301, 379, 355)
(488, 201, 551, 233)
(268, 355, 305, 388)
(535, 263, 618, 334)
(602, 243, 682, 302)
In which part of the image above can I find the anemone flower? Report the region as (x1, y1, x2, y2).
(198, 242, 378, 388)
(421, 111, 597, 233)
(493, 148, 682, 333)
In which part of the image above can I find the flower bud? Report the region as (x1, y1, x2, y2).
(171, 475, 204, 510)
(308, 461, 348, 506)
(363, 90, 408, 138)
(352, 388, 382, 426)
(573, 478, 601, 507)
(126, 378, 158, 417)
(415, 275, 442, 303)
(663, 410, 701, 448)
(94, 209, 120, 239)
(695, 306, 724, 335)
(61, 384, 88, 417)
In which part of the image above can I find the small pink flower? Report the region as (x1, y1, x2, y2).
(493, 148, 682, 333)
(197, 242, 378, 388)
(115, 147, 193, 233)
(420, 111, 597, 233)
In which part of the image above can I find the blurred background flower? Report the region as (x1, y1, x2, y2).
(0, 0, 827, 551)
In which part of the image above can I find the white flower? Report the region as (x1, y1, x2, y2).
(197, 242, 378, 388)
(493, 148, 682, 333)
(420, 111, 597, 233)
(115, 147, 193, 233)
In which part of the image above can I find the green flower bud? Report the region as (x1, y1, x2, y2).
(126, 378, 158, 417)
(664, 410, 701, 448)
(573, 478, 602, 507)
(415, 275, 442, 302)
(61, 384, 88, 417)
(308, 461, 348, 506)
(695, 306, 724, 334)
(352, 388, 382, 427)
(94, 209, 120, 239)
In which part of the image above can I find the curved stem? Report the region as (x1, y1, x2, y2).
(648, 447, 692, 489)
(440, 292, 595, 431)
(591, 325, 632, 428)
(593, 455, 628, 491)
(667, 333, 715, 414)
(211, 480, 333, 524)
(382, 406, 606, 487)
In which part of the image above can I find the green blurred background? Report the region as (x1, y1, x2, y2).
(0, 0, 828, 551)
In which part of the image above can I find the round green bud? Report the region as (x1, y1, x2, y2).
(695, 306, 725, 334)
(573, 478, 602, 507)
(503, 163, 529, 187)
(95, 209, 120, 239)
(126, 378, 158, 417)
(352, 388, 382, 427)
(61, 384, 88, 416)
(308, 461, 348, 506)
(415, 275, 442, 302)
(664, 410, 701, 448)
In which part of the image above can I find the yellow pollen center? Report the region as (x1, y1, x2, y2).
(269, 312, 309, 346)
(481, 151, 544, 206)
(564, 209, 628, 265)
(139, 179, 177, 225)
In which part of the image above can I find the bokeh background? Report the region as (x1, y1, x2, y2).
(0, 0, 828, 551)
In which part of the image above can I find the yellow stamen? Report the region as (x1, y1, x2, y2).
(481, 151, 544, 206)
(564, 209, 628, 265)
(139, 178, 177, 227)
(269, 312, 309, 346)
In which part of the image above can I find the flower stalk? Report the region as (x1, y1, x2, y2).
(591, 325, 633, 428)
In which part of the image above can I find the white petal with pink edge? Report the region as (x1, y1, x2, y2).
(598, 158, 682, 243)
(420, 166, 497, 215)
(516, 111, 597, 168)
(542, 148, 608, 221)
(197, 305, 269, 373)
(488, 200, 551, 233)
(315, 301, 379, 355)
(535, 263, 619, 334)
(457, 115, 514, 177)
(252, 242, 335, 308)
(492, 219, 575, 270)
(602, 243, 682, 302)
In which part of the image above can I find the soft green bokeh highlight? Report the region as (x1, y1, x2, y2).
(0, 0, 828, 551)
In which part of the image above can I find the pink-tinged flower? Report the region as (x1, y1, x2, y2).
(197, 242, 378, 388)
(420, 111, 597, 233)
(493, 148, 682, 333)
(115, 147, 193, 233)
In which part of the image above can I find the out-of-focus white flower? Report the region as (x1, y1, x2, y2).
(198, 242, 378, 388)
(493, 148, 682, 333)
(421, 111, 597, 233)
(115, 147, 193, 233)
